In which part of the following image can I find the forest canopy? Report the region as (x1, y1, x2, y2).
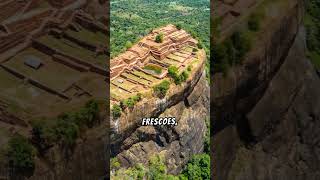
(110, 0, 210, 58)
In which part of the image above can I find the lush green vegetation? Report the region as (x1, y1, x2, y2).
(112, 93, 143, 118)
(3, 100, 102, 177)
(168, 65, 189, 85)
(153, 80, 170, 98)
(213, 30, 252, 74)
(155, 33, 164, 43)
(144, 64, 163, 74)
(305, 0, 320, 70)
(111, 118, 210, 179)
(31, 100, 101, 153)
(7, 135, 36, 177)
(182, 154, 210, 179)
(110, 0, 209, 58)
(112, 104, 122, 118)
(120, 93, 143, 110)
(213, 7, 265, 74)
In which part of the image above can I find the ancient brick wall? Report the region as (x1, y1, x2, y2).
(5, 9, 53, 33)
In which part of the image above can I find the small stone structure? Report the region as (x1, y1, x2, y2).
(24, 55, 42, 69)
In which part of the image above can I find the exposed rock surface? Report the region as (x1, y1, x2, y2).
(30, 124, 107, 180)
(115, 71, 210, 174)
(213, 0, 320, 179)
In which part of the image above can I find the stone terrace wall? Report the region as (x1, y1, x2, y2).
(5, 9, 53, 33)
(0, 65, 70, 100)
(0, 0, 26, 22)
(32, 40, 107, 76)
(74, 13, 108, 34)
(0, 31, 26, 53)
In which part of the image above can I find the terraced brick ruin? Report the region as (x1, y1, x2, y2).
(110, 24, 208, 175)
(0, 0, 108, 179)
(0, 0, 108, 119)
(110, 24, 203, 102)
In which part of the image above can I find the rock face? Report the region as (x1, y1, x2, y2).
(114, 71, 210, 174)
(30, 125, 107, 180)
(213, 0, 320, 179)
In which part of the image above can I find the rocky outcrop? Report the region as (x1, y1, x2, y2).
(110, 51, 207, 153)
(115, 71, 209, 174)
(213, 0, 320, 179)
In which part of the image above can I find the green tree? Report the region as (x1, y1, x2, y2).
(112, 104, 122, 118)
(187, 65, 192, 72)
(153, 80, 170, 98)
(7, 135, 36, 177)
(126, 98, 135, 108)
(31, 119, 56, 154)
(168, 65, 182, 84)
(182, 154, 210, 180)
(125, 41, 133, 49)
(248, 13, 261, 31)
(111, 157, 121, 170)
(54, 118, 79, 147)
(155, 33, 164, 43)
(83, 100, 100, 127)
(181, 71, 189, 82)
(148, 155, 167, 180)
(175, 24, 182, 30)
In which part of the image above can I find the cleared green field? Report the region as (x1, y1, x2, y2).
(143, 63, 164, 75)
(0, 67, 21, 90)
(163, 58, 181, 66)
(4, 48, 79, 91)
(112, 77, 137, 92)
(122, 72, 151, 86)
(76, 74, 107, 99)
(167, 54, 185, 62)
(37, 35, 107, 68)
(131, 70, 159, 83)
(173, 52, 189, 58)
(111, 84, 131, 100)
(182, 46, 193, 52)
(0, 68, 63, 115)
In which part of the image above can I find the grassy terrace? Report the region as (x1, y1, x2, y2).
(0, 68, 63, 116)
(182, 46, 193, 52)
(4, 48, 79, 91)
(163, 58, 181, 66)
(112, 77, 138, 92)
(131, 70, 160, 83)
(65, 27, 108, 46)
(111, 84, 129, 100)
(37, 35, 107, 68)
(75, 74, 107, 98)
(173, 51, 190, 58)
(167, 54, 185, 62)
(121, 72, 152, 86)
(143, 63, 163, 75)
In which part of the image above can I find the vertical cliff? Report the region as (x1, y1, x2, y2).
(213, 0, 320, 179)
